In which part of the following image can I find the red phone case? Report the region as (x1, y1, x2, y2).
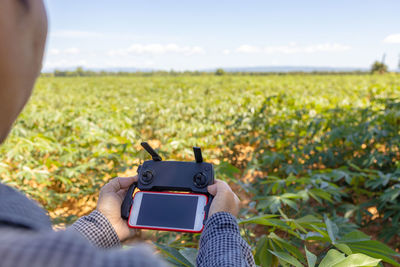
(127, 191, 208, 233)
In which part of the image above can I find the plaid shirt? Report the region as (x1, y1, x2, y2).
(0, 183, 255, 266)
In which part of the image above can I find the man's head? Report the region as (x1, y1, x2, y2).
(0, 0, 47, 143)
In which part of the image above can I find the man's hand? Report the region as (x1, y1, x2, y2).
(207, 179, 240, 218)
(97, 176, 137, 241)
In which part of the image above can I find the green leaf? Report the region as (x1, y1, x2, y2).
(282, 198, 299, 211)
(324, 215, 338, 244)
(255, 236, 273, 267)
(153, 243, 194, 267)
(281, 193, 303, 199)
(268, 233, 306, 262)
(216, 161, 240, 177)
(239, 216, 291, 230)
(331, 253, 381, 267)
(338, 231, 371, 243)
(179, 248, 198, 266)
(319, 249, 346, 267)
(295, 215, 322, 224)
(268, 250, 303, 267)
(335, 244, 352, 255)
(238, 214, 279, 224)
(345, 241, 400, 266)
(310, 224, 330, 241)
(305, 246, 317, 267)
(345, 240, 398, 257)
(309, 188, 333, 203)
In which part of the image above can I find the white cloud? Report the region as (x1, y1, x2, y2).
(383, 34, 400, 44)
(43, 57, 156, 70)
(236, 45, 260, 53)
(108, 43, 205, 56)
(64, 48, 80, 54)
(51, 30, 103, 38)
(222, 49, 231, 55)
(49, 49, 60, 55)
(50, 30, 149, 41)
(235, 43, 351, 54)
(44, 59, 88, 69)
(47, 48, 80, 55)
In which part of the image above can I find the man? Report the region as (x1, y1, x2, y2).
(0, 0, 255, 266)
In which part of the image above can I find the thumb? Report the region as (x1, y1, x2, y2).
(207, 183, 218, 196)
(102, 176, 137, 193)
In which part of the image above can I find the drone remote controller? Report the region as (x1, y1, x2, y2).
(121, 142, 214, 223)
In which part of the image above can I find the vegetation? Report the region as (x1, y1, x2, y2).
(0, 74, 399, 266)
(42, 67, 373, 78)
(215, 68, 226, 75)
(371, 61, 388, 74)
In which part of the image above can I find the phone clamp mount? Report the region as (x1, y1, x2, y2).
(121, 142, 215, 223)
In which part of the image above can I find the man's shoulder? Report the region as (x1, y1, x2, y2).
(0, 226, 167, 267)
(0, 226, 97, 267)
(0, 183, 52, 230)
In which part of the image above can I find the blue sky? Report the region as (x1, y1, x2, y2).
(43, 0, 400, 71)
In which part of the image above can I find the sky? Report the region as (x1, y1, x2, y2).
(43, 0, 400, 71)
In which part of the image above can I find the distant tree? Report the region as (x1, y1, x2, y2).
(398, 54, 400, 70)
(54, 69, 67, 77)
(169, 69, 178, 76)
(215, 68, 225, 75)
(371, 61, 388, 74)
(76, 67, 84, 76)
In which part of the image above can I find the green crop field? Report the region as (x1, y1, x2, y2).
(1, 74, 399, 266)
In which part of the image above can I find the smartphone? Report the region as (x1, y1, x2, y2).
(128, 191, 208, 233)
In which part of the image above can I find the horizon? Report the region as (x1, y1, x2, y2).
(43, 0, 400, 71)
(42, 65, 373, 73)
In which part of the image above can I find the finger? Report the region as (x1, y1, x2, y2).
(207, 183, 218, 196)
(208, 179, 232, 195)
(207, 179, 224, 195)
(117, 176, 138, 189)
(117, 188, 128, 200)
(103, 176, 137, 193)
(215, 180, 231, 191)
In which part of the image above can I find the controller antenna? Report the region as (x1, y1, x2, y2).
(193, 147, 203, 163)
(141, 142, 162, 161)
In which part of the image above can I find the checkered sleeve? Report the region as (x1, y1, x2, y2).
(72, 210, 120, 249)
(196, 212, 255, 267)
(0, 228, 168, 267)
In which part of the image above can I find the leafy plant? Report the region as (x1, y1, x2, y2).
(0, 74, 399, 265)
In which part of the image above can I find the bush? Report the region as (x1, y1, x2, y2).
(215, 68, 225, 75)
(371, 61, 388, 74)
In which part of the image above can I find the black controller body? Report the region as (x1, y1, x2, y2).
(138, 161, 213, 192)
(121, 143, 214, 223)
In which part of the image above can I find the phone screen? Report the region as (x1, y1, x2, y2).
(137, 193, 199, 229)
